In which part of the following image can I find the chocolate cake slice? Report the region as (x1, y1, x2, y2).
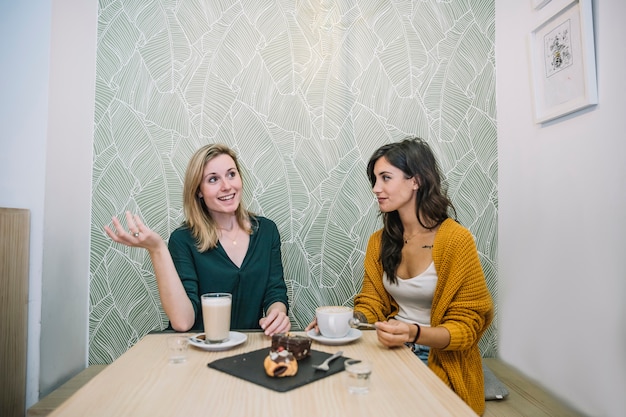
(271, 333, 312, 360)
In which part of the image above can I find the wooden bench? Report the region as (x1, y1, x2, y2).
(483, 358, 587, 417)
(26, 365, 107, 417)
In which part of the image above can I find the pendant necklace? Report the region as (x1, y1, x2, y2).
(403, 232, 419, 244)
(404, 230, 434, 249)
(221, 227, 239, 246)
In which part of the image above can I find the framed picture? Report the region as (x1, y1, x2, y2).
(529, 0, 597, 123)
(532, 0, 551, 10)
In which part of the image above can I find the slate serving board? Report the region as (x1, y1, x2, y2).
(208, 348, 349, 392)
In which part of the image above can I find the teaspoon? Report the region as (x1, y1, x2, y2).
(348, 317, 377, 330)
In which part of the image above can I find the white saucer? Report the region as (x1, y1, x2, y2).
(188, 331, 247, 351)
(306, 328, 362, 345)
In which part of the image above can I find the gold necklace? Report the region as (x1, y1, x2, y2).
(403, 232, 420, 244)
(404, 230, 435, 249)
(404, 233, 417, 245)
(220, 227, 239, 245)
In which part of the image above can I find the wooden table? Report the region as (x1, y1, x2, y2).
(49, 331, 478, 417)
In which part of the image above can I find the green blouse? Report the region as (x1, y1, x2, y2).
(168, 216, 289, 331)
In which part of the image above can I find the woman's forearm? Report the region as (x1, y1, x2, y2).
(148, 243, 195, 331)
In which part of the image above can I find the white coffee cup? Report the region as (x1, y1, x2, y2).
(316, 305, 353, 338)
(201, 293, 232, 343)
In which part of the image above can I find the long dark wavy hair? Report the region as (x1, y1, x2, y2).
(366, 137, 456, 284)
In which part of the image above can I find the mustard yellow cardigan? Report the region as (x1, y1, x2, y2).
(354, 218, 494, 415)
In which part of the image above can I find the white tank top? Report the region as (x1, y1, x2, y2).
(383, 262, 437, 327)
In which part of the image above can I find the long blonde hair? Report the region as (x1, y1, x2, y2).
(183, 143, 252, 252)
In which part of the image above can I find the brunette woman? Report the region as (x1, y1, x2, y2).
(357, 137, 493, 414)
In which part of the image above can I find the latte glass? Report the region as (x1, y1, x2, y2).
(201, 293, 232, 343)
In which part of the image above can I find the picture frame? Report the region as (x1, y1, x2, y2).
(532, 0, 551, 10)
(529, 0, 597, 123)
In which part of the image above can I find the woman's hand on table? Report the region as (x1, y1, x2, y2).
(374, 319, 414, 347)
(104, 211, 163, 252)
(304, 318, 318, 334)
(260, 305, 291, 336)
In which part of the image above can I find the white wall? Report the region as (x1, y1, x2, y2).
(0, 0, 97, 407)
(39, 0, 97, 399)
(0, 0, 51, 408)
(496, 1, 626, 416)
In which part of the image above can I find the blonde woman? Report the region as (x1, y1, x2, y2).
(105, 144, 290, 336)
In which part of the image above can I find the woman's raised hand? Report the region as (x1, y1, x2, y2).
(104, 211, 162, 251)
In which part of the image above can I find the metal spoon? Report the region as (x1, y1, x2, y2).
(348, 317, 377, 330)
(312, 350, 344, 371)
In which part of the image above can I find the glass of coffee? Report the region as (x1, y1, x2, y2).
(201, 293, 232, 343)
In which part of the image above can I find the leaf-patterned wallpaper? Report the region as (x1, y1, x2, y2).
(90, 0, 497, 364)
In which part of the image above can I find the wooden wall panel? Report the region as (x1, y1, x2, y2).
(0, 208, 30, 417)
